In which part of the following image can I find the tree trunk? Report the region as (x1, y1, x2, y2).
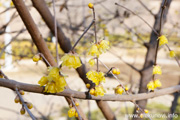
(133, 0, 172, 119)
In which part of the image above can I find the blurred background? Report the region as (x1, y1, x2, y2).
(0, 0, 180, 120)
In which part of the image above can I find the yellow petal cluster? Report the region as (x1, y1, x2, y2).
(112, 68, 120, 75)
(98, 40, 110, 54)
(68, 107, 76, 118)
(86, 70, 105, 85)
(38, 67, 67, 93)
(147, 79, 162, 91)
(32, 54, 41, 62)
(88, 44, 100, 57)
(115, 86, 124, 95)
(61, 53, 82, 69)
(88, 40, 110, 57)
(88, 3, 94, 9)
(169, 50, 175, 58)
(152, 65, 162, 75)
(88, 58, 95, 66)
(90, 85, 106, 96)
(158, 35, 168, 46)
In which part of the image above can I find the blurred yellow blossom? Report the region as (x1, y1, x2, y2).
(61, 53, 82, 69)
(88, 58, 95, 66)
(154, 79, 162, 88)
(152, 65, 162, 75)
(94, 85, 106, 96)
(86, 70, 105, 85)
(88, 44, 100, 57)
(147, 81, 155, 91)
(115, 86, 124, 95)
(88, 3, 94, 9)
(98, 40, 110, 54)
(169, 50, 175, 58)
(158, 35, 168, 46)
(68, 107, 76, 118)
(38, 67, 67, 93)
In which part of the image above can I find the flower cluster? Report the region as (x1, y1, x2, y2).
(86, 70, 105, 85)
(147, 79, 162, 91)
(152, 65, 162, 75)
(61, 53, 82, 69)
(115, 86, 124, 95)
(89, 85, 106, 96)
(88, 40, 110, 58)
(88, 58, 95, 66)
(158, 35, 176, 58)
(68, 107, 78, 118)
(158, 35, 168, 46)
(38, 67, 67, 93)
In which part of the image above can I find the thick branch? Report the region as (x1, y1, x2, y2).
(0, 78, 180, 102)
(31, 0, 116, 119)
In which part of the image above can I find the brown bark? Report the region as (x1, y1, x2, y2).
(12, 0, 86, 119)
(134, 0, 172, 119)
(31, 0, 116, 120)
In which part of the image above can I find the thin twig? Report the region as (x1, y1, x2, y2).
(52, 0, 59, 65)
(92, 7, 99, 71)
(70, 97, 82, 120)
(71, 20, 94, 51)
(115, 3, 159, 36)
(15, 88, 36, 120)
(38, 53, 51, 67)
(137, 0, 155, 16)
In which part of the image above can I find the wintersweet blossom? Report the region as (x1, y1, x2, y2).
(61, 53, 82, 69)
(169, 50, 175, 58)
(86, 70, 105, 85)
(154, 79, 162, 88)
(158, 35, 168, 46)
(68, 107, 76, 117)
(147, 79, 162, 91)
(112, 68, 120, 75)
(88, 58, 95, 66)
(89, 85, 106, 96)
(38, 67, 67, 93)
(115, 86, 124, 95)
(147, 81, 155, 91)
(32, 54, 41, 62)
(98, 40, 110, 54)
(88, 3, 94, 9)
(88, 44, 100, 57)
(152, 65, 162, 75)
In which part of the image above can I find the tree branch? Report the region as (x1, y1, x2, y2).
(0, 78, 180, 102)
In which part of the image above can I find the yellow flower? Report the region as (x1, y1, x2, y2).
(144, 109, 149, 113)
(98, 40, 110, 54)
(38, 76, 48, 86)
(115, 86, 124, 95)
(169, 50, 175, 58)
(32, 54, 41, 62)
(147, 81, 155, 90)
(68, 107, 76, 118)
(154, 79, 162, 88)
(125, 87, 129, 91)
(20, 107, 25, 115)
(112, 68, 120, 75)
(86, 70, 105, 85)
(94, 85, 106, 96)
(88, 44, 100, 57)
(152, 65, 162, 75)
(89, 89, 95, 95)
(88, 58, 95, 66)
(104, 29, 109, 36)
(10, 1, 14, 7)
(38, 67, 67, 93)
(27, 103, 33, 109)
(158, 35, 168, 46)
(88, 3, 94, 9)
(86, 83, 90, 89)
(61, 53, 82, 69)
